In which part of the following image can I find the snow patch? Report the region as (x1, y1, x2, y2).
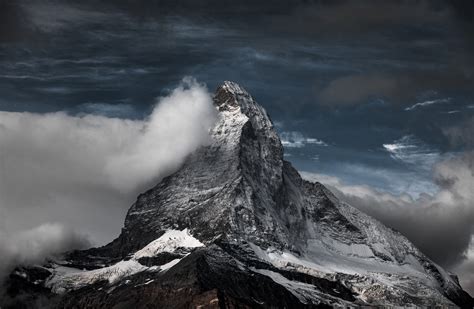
(160, 259, 181, 271)
(46, 229, 203, 293)
(46, 260, 147, 293)
(133, 228, 204, 259)
(252, 268, 319, 303)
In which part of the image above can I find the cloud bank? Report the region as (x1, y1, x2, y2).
(0, 77, 217, 277)
(0, 223, 90, 277)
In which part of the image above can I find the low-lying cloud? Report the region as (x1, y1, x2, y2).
(0, 77, 217, 277)
(0, 223, 90, 276)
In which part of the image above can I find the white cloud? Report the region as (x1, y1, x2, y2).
(0, 76, 217, 263)
(383, 134, 440, 170)
(324, 161, 437, 198)
(105, 78, 217, 191)
(280, 131, 328, 148)
(0, 222, 90, 299)
(0, 223, 90, 276)
(404, 98, 451, 111)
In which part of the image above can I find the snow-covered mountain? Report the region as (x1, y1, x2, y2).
(2, 82, 473, 308)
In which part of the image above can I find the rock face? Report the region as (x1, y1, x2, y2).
(2, 82, 473, 308)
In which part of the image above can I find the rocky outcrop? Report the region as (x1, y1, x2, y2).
(2, 82, 473, 308)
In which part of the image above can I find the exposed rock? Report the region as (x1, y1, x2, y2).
(2, 81, 473, 308)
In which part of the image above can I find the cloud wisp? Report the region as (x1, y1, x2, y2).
(0, 77, 217, 278)
(280, 131, 328, 148)
(383, 135, 441, 171)
(405, 98, 451, 111)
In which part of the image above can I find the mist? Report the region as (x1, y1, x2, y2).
(0, 77, 216, 277)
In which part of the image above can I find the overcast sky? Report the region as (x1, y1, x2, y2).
(0, 0, 473, 294)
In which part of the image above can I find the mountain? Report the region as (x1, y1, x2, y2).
(2, 82, 473, 308)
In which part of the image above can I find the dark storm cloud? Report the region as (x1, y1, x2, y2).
(257, 0, 473, 107)
(0, 0, 113, 42)
(9, 0, 471, 34)
(104, 0, 473, 23)
(317, 74, 398, 106)
(316, 70, 473, 107)
(444, 117, 474, 148)
(265, 0, 451, 37)
(0, 1, 29, 42)
(97, 0, 302, 17)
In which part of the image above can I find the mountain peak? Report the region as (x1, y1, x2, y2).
(214, 81, 250, 111)
(214, 81, 274, 130)
(108, 81, 286, 254)
(4, 82, 473, 308)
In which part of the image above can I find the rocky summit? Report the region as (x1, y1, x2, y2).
(2, 82, 473, 308)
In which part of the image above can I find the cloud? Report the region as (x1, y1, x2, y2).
(383, 135, 440, 170)
(105, 78, 217, 191)
(0, 77, 216, 259)
(405, 98, 451, 111)
(301, 151, 474, 294)
(454, 245, 474, 296)
(0, 1, 117, 42)
(20, 1, 109, 33)
(316, 71, 472, 107)
(443, 117, 474, 148)
(0, 1, 28, 42)
(76, 103, 139, 118)
(280, 131, 328, 148)
(318, 74, 398, 106)
(277, 2, 473, 108)
(0, 223, 90, 277)
(263, 0, 461, 38)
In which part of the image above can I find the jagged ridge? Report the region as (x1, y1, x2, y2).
(2, 82, 473, 308)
